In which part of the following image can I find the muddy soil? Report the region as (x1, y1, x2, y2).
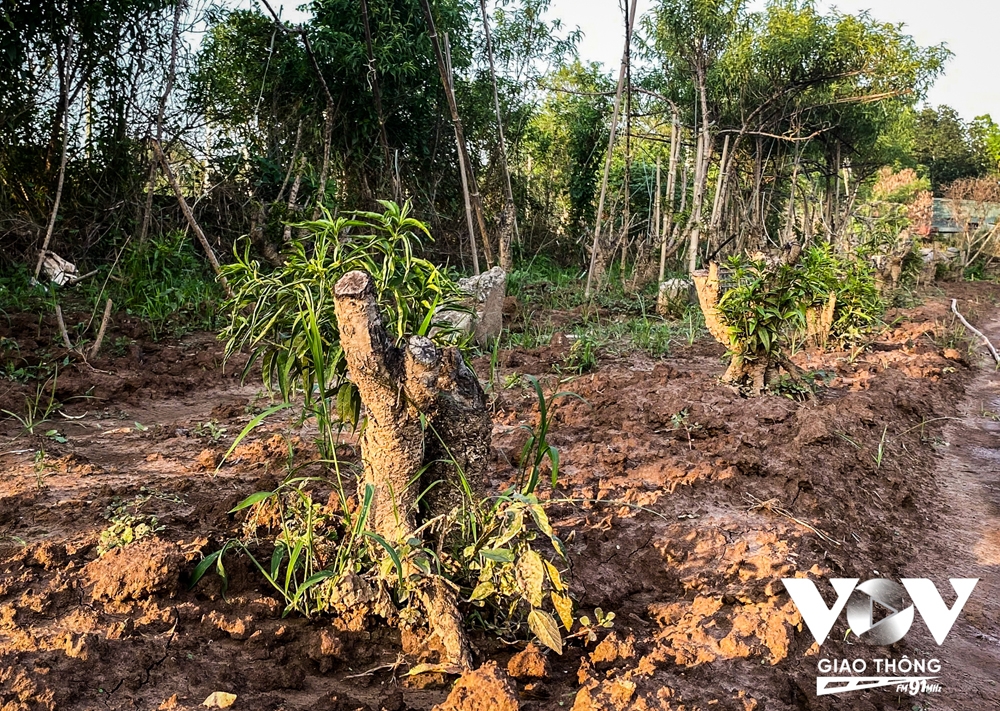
(1, 283, 999, 711)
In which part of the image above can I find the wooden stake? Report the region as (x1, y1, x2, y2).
(55, 305, 73, 351)
(89, 298, 113, 360)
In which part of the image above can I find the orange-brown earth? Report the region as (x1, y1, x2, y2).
(1, 283, 999, 711)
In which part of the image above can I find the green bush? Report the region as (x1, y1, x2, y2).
(220, 200, 469, 451)
(799, 244, 884, 344)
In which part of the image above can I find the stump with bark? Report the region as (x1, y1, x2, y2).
(693, 261, 809, 396)
(332, 270, 493, 669)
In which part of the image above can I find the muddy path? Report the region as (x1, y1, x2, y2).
(1, 283, 999, 711)
(900, 309, 1000, 710)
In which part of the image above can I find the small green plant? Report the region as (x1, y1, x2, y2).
(570, 608, 616, 643)
(113, 230, 222, 340)
(516, 376, 583, 496)
(503, 372, 523, 389)
(194, 420, 228, 443)
(32, 449, 53, 490)
(98, 498, 165, 555)
(2, 373, 63, 435)
(669, 408, 702, 448)
(109, 336, 132, 358)
(192, 473, 377, 617)
(872, 426, 889, 469)
(799, 244, 885, 345)
(560, 334, 598, 374)
(460, 492, 572, 653)
(627, 316, 675, 357)
(716, 256, 807, 394)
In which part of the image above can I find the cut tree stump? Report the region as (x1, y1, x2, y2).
(333, 270, 493, 669)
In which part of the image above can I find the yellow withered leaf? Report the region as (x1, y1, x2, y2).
(551, 590, 574, 631)
(528, 608, 563, 655)
(203, 692, 237, 708)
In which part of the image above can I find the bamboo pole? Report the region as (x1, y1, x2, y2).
(443, 34, 480, 275)
(660, 111, 679, 282)
(419, 0, 493, 269)
(584, 0, 639, 299)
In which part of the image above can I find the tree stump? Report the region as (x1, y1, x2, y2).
(333, 270, 493, 669)
(692, 261, 806, 396)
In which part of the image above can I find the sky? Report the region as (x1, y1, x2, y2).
(545, 0, 1000, 121)
(227, 0, 998, 121)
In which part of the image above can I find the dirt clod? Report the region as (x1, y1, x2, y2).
(433, 661, 519, 711)
(506, 642, 549, 680)
(85, 538, 184, 602)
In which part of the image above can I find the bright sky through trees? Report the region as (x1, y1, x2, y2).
(226, 1, 995, 119)
(546, 0, 997, 120)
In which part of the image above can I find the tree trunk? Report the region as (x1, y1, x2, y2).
(442, 36, 480, 275)
(708, 133, 731, 254)
(34, 88, 71, 283)
(659, 112, 679, 282)
(584, 0, 638, 298)
(140, 0, 185, 244)
(480, 0, 517, 273)
(654, 156, 662, 280)
(332, 270, 493, 668)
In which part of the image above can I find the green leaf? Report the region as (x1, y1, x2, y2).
(270, 544, 286, 580)
(480, 548, 515, 563)
(190, 548, 225, 589)
(336, 382, 360, 428)
(229, 490, 273, 513)
(469, 580, 495, 602)
(289, 570, 336, 608)
(216, 402, 295, 471)
(544, 560, 566, 593)
(528, 608, 563, 654)
(528, 504, 554, 538)
(364, 531, 403, 585)
(547, 445, 560, 488)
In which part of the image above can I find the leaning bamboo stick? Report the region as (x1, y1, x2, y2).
(151, 140, 232, 298)
(89, 298, 113, 360)
(952, 299, 1000, 364)
(55, 305, 73, 351)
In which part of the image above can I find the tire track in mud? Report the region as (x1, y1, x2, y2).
(906, 312, 1000, 710)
